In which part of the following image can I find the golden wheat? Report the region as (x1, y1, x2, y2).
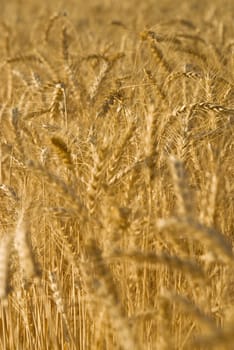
(0, 1, 233, 349)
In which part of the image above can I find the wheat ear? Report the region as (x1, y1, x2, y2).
(0, 235, 13, 302)
(14, 212, 41, 281)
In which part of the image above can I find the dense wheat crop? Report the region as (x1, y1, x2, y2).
(0, 0, 233, 349)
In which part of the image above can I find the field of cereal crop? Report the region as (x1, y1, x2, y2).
(0, 1, 233, 349)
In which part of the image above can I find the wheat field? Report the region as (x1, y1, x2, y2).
(0, 0, 233, 349)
